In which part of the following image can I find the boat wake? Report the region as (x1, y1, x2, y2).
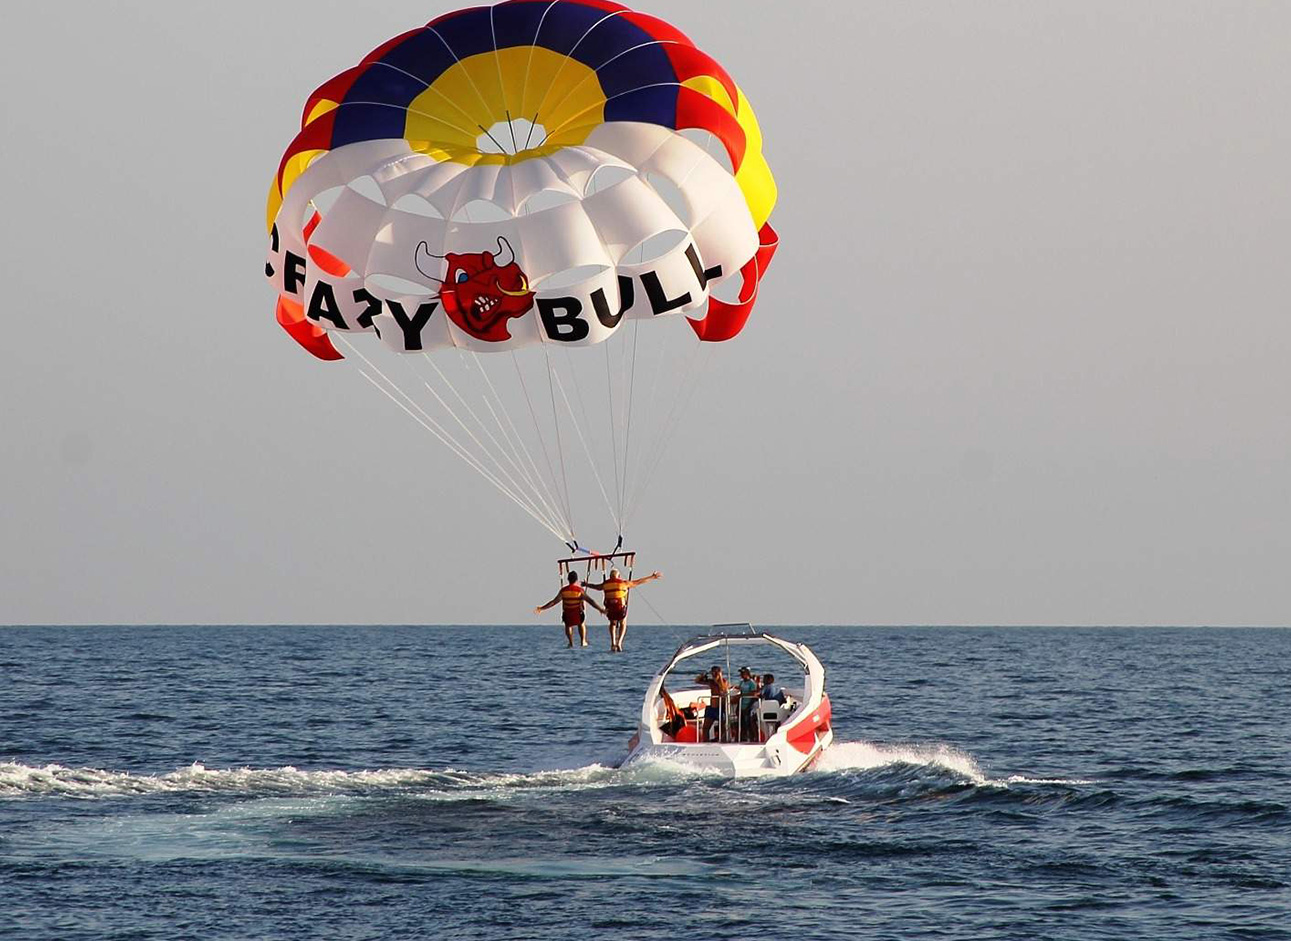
(812, 740, 1094, 788)
(0, 761, 621, 800)
(814, 740, 986, 780)
(0, 745, 1090, 801)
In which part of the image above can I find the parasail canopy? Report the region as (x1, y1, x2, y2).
(263, 0, 778, 550)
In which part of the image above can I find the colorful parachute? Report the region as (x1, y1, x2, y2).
(264, 0, 777, 548)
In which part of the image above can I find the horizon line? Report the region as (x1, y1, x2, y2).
(2, 622, 1289, 630)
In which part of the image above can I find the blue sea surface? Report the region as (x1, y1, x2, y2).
(2, 625, 1288, 940)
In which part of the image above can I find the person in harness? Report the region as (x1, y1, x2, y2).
(535, 571, 606, 648)
(585, 568, 662, 652)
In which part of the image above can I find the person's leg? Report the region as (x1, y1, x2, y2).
(607, 621, 616, 649)
(579, 619, 588, 647)
(564, 623, 574, 647)
(616, 618, 628, 651)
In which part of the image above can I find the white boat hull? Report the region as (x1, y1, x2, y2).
(623, 727, 833, 778)
(622, 630, 835, 779)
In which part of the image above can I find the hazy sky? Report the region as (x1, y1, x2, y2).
(2, 2, 1288, 626)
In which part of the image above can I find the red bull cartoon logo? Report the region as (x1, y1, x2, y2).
(415, 237, 534, 342)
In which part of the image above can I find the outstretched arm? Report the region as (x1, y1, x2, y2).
(626, 571, 662, 589)
(584, 580, 607, 591)
(587, 597, 607, 614)
(534, 591, 562, 614)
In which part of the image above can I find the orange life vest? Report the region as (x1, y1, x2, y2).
(560, 584, 584, 612)
(603, 577, 628, 604)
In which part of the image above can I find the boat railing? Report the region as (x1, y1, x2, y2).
(667, 688, 792, 744)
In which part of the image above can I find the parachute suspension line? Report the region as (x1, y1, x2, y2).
(513, 350, 574, 536)
(355, 367, 566, 542)
(560, 346, 621, 536)
(435, 351, 570, 538)
(412, 354, 570, 540)
(541, 343, 576, 542)
(603, 338, 624, 534)
(623, 341, 714, 528)
(616, 318, 672, 531)
(550, 366, 622, 535)
(407, 355, 568, 538)
(639, 318, 673, 476)
(340, 341, 568, 543)
(614, 325, 632, 520)
(348, 343, 569, 542)
(560, 346, 599, 458)
(412, 355, 524, 495)
(618, 313, 643, 524)
(467, 351, 571, 539)
(448, 351, 550, 519)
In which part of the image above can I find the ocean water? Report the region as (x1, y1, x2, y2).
(2, 625, 1288, 940)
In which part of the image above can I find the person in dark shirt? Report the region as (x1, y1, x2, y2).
(760, 673, 787, 705)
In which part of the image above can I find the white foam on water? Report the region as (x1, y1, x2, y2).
(615, 753, 730, 782)
(0, 761, 607, 799)
(1000, 774, 1096, 786)
(812, 741, 1095, 788)
(0, 759, 706, 801)
(0, 756, 1095, 800)
(814, 740, 988, 783)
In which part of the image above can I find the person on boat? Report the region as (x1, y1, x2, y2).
(695, 665, 731, 742)
(734, 666, 760, 741)
(659, 685, 687, 739)
(534, 571, 605, 648)
(760, 673, 787, 704)
(584, 568, 662, 652)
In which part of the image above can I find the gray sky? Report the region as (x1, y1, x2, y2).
(2, 1, 1288, 626)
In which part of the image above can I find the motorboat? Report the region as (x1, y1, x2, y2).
(622, 626, 833, 777)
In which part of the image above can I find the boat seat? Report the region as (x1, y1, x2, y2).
(759, 699, 794, 718)
(758, 699, 794, 738)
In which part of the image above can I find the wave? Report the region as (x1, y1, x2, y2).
(813, 740, 987, 782)
(812, 740, 1095, 788)
(0, 744, 1093, 801)
(0, 761, 624, 800)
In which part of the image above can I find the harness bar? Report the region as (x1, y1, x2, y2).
(557, 550, 637, 577)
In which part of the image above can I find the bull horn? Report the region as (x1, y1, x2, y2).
(495, 275, 530, 297)
(494, 236, 516, 268)
(414, 241, 444, 282)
